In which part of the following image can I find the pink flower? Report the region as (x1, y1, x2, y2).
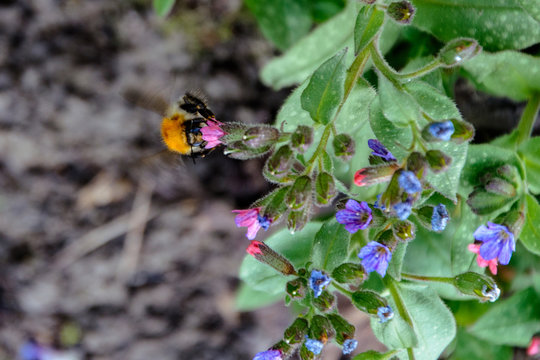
(201, 119, 226, 149)
(468, 243, 498, 275)
(233, 207, 271, 240)
(527, 336, 540, 356)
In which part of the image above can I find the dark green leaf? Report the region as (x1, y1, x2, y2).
(353, 350, 401, 360)
(516, 0, 540, 23)
(354, 6, 385, 55)
(239, 222, 322, 295)
(153, 0, 175, 17)
(412, 0, 540, 51)
(405, 81, 462, 120)
(244, 0, 312, 50)
(521, 194, 540, 255)
(449, 328, 513, 360)
(301, 48, 348, 124)
(378, 74, 421, 126)
(309, 0, 346, 23)
(469, 287, 540, 346)
(463, 51, 540, 101)
(312, 218, 351, 272)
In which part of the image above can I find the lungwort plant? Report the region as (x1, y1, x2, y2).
(158, 0, 540, 358)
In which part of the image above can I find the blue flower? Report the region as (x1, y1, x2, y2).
(304, 338, 324, 355)
(342, 339, 358, 355)
(358, 242, 392, 277)
(431, 204, 449, 231)
(309, 270, 331, 298)
(394, 201, 412, 220)
(473, 222, 515, 265)
(428, 121, 455, 141)
(373, 194, 386, 211)
(377, 305, 394, 323)
(368, 139, 396, 161)
(336, 199, 373, 233)
(253, 349, 282, 360)
(398, 171, 422, 194)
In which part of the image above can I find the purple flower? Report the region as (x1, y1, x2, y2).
(358, 241, 392, 277)
(368, 139, 396, 161)
(393, 201, 412, 220)
(232, 207, 271, 240)
(201, 119, 226, 149)
(377, 305, 394, 323)
(253, 349, 283, 360)
(19, 339, 43, 360)
(428, 121, 455, 141)
(473, 222, 515, 265)
(336, 199, 373, 233)
(342, 339, 358, 355)
(431, 204, 449, 232)
(309, 270, 331, 298)
(304, 338, 324, 355)
(398, 171, 422, 194)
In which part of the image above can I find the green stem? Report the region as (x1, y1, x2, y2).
(369, 42, 402, 89)
(385, 278, 416, 360)
(394, 59, 442, 81)
(305, 124, 332, 173)
(332, 281, 353, 297)
(516, 93, 540, 146)
(401, 273, 454, 284)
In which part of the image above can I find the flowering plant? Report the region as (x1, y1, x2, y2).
(155, 0, 540, 358)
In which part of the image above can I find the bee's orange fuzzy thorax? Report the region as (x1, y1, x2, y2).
(161, 115, 191, 155)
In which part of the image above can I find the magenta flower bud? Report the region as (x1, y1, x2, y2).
(246, 241, 297, 275)
(233, 207, 271, 240)
(354, 164, 399, 187)
(201, 119, 227, 149)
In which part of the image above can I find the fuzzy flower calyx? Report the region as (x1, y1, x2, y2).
(336, 199, 373, 233)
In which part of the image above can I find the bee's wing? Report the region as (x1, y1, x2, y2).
(122, 86, 170, 116)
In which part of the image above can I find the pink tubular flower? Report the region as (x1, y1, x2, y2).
(201, 119, 226, 149)
(468, 243, 498, 275)
(527, 336, 540, 356)
(233, 207, 271, 240)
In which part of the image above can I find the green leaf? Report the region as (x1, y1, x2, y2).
(301, 48, 348, 124)
(411, 0, 540, 51)
(469, 287, 540, 346)
(404, 198, 484, 300)
(516, 0, 540, 23)
(463, 50, 540, 102)
(405, 81, 462, 120)
(261, 1, 360, 89)
(153, 0, 175, 17)
(353, 350, 402, 360)
(354, 6, 385, 55)
(460, 144, 521, 194)
(521, 194, 540, 255)
(309, 0, 346, 23)
(371, 283, 456, 360)
(239, 222, 322, 295)
(244, 0, 312, 51)
(449, 328, 513, 360)
(426, 141, 467, 202)
(235, 283, 283, 311)
(312, 218, 351, 272)
(378, 74, 421, 126)
(519, 136, 540, 194)
(387, 242, 407, 281)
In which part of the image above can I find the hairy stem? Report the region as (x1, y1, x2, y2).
(516, 93, 540, 146)
(386, 278, 416, 360)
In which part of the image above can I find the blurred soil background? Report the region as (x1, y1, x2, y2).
(0, 1, 534, 360)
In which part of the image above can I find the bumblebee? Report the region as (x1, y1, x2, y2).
(160, 92, 216, 157)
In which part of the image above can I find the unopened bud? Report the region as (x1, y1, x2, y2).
(313, 290, 336, 312)
(406, 152, 427, 178)
(453, 271, 500, 302)
(387, 1, 415, 24)
(351, 290, 388, 316)
(284, 317, 309, 344)
(496, 165, 520, 188)
(354, 164, 400, 187)
(287, 210, 309, 234)
(416, 205, 434, 229)
(270, 341, 292, 357)
(286, 176, 312, 210)
(291, 125, 313, 153)
(265, 145, 295, 180)
(467, 189, 513, 215)
(438, 38, 481, 68)
(326, 314, 355, 345)
(393, 220, 415, 241)
(309, 315, 335, 343)
(496, 201, 525, 236)
(485, 177, 516, 197)
(286, 277, 307, 299)
(247, 241, 297, 275)
(449, 119, 474, 143)
(333, 134, 356, 162)
(243, 126, 280, 149)
(315, 172, 337, 206)
(426, 150, 452, 173)
(331, 263, 367, 286)
(262, 186, 290, 224)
